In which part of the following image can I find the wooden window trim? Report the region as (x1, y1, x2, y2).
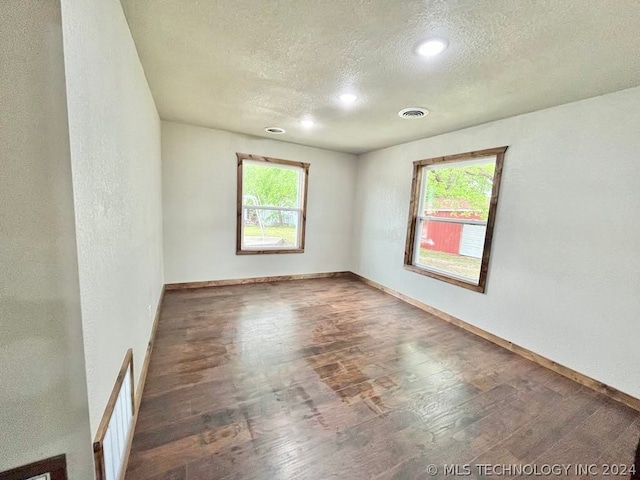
(236, 153, 310, 255)
(403, 146, 508, 293)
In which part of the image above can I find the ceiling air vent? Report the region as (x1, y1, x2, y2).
(264, 126, 286, 134)
(398, 107, 429, 119)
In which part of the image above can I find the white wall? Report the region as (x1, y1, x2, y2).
(61, 0, 164, 436)
(352, 86, 640, 399)
(162, 121, 357, 283)
(0, 1, 93, 478)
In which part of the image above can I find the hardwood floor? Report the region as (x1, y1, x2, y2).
(125, 277, 639, 480)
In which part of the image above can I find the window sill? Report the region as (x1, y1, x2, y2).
(237, 248, 305, 255)
(403, 263, 486, 293)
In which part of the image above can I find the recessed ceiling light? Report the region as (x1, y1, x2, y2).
(264, 126, 286, 134)
(416, 39, 448, 57)
(300, 118, 315, 129)
(398, 107, 429, 119)
(338, 93, 358, 105)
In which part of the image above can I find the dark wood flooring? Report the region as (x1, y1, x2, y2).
(125, 277, 640, 480)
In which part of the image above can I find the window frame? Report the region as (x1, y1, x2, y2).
(236, 152, 310, 255)
(403, 146, 507, 293)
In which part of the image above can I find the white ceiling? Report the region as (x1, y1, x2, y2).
(121, 0, 640, 154)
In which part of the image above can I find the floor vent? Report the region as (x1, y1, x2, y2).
(93, 349, 135, 480)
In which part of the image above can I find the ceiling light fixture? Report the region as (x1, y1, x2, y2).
(338, 93, 358, 105)
(300, 118, 315, 129)
(416, 38, 448, 57)
(264, 127, 286, 134)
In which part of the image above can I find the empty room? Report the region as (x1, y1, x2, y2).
(2, 1, 640, 479)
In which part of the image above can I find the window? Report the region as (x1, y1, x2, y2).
(404, 147, 507, 293)
(236, 153, 309, 254)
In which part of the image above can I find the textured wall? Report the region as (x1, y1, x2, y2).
(60, 0, 164, 436)
(162, 121, 357, 283)
(352, 86, 640, 399)
(0, 1, 93, 478)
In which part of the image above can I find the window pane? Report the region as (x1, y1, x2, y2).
(423, 160, 496, 221)
(416, 158, 496, 284)
(243, 208, 299, 249)
(243, 162, 300, 208)
(415, 219, 484, 283)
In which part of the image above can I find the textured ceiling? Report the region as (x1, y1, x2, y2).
(121, 0, 640, 154)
